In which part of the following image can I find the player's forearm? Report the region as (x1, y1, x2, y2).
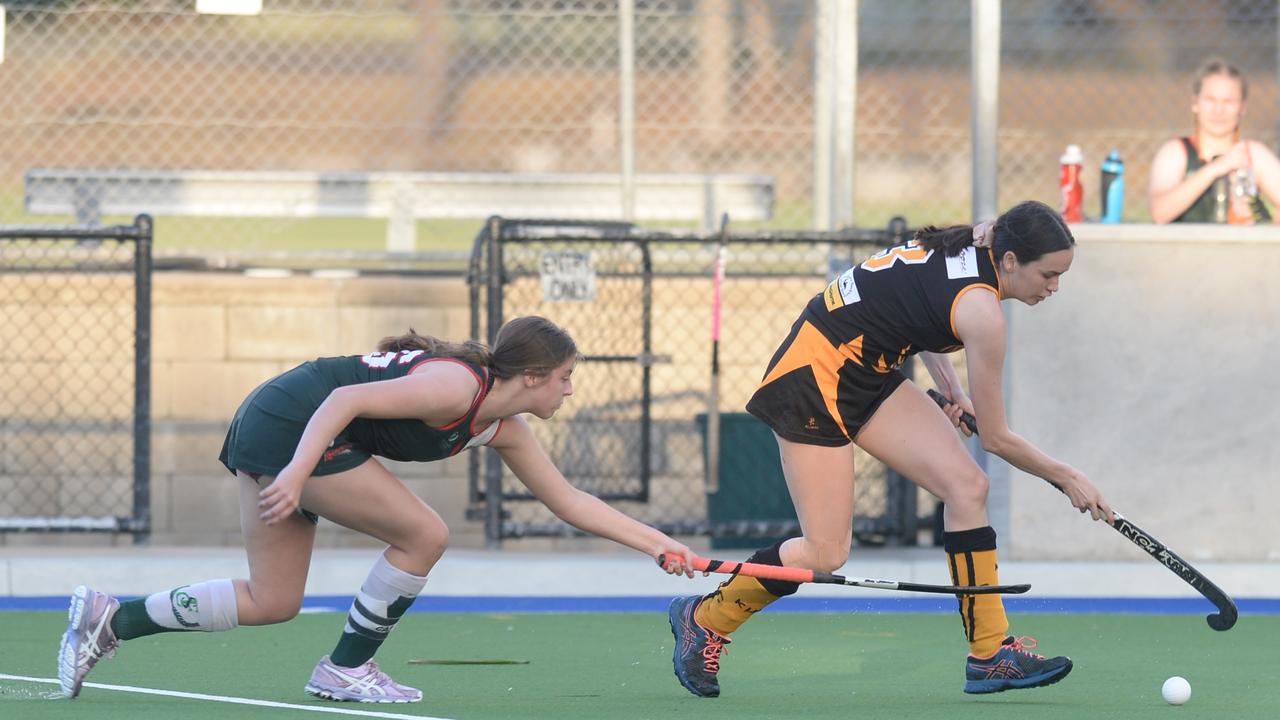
(287, 389, 358, 472)
(1150, 166, 1222, 223)
(552, 488, 668, 556)
(920, 352, 964, 399)
(981, 429, 1074, 489)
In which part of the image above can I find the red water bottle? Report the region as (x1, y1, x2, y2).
(1059, 144, 1084, 222)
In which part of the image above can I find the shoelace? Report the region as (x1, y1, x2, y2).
(701, 631, 729, 673)
(1006, 636, 1045, 659)
(363, 661, 395, 684)
(367, 661, 414, 692)
(331, 660, 399, 694)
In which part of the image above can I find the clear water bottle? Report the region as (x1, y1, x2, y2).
(1227, 168, 1257, 224)
(1059, 144, 1084, 222)
(1100, 150, 1125, 224)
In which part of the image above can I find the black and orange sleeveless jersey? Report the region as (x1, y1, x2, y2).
(808, 240, 1002, 368)
(220, 350, 499, 478)
(746, 240, 1001, 445)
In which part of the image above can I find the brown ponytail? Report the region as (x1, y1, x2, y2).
(376, 316, 578, 379)
(376, 329, 491, 367)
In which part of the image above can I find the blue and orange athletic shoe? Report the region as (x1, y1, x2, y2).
(668, 596, 729, 698)
(964, 635, 1072, 694)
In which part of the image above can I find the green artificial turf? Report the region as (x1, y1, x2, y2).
(3, 611, 1273, 719)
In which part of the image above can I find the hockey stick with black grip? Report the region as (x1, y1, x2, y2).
(926, 388, 1238, 630)
(658, 554, 1030, 595)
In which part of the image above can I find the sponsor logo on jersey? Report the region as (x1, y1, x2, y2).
(824, 267, 861, 311)
(872, 343, 913, 374)
(946, 246, 980, 279)
(323, 442, 353, 462)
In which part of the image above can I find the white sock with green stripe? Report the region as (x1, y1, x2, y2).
(330, 553, 427, 668)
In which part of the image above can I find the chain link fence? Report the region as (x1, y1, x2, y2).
(1, 1, 1276, 545)
(2, 1, 1276, 258)
(997, 0, 1279, 222)
(0, 216, 153, 536)
(467, 216, 939, 546)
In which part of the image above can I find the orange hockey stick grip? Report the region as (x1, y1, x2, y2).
(657, 553, 815, 582)
(687, 555, 817, 583)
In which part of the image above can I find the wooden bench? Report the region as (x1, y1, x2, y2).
(25, 168, 775, 250)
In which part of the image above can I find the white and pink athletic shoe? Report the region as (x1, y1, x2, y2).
(305, 655, 423, 703)
(58, 585, 121, 699)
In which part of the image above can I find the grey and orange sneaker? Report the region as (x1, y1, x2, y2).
(304, 655, 423, 703)
(668, 595, 729, 698)
(964, 635, 1072, 694)
(58, 585, 121, 699)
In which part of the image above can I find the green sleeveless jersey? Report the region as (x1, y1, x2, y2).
(220, 350, 499, 477)
(1174, 137, 1271, 223)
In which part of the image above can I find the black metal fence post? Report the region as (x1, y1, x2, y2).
(132, 214, 153, 543)
(483, 216, 505, 548)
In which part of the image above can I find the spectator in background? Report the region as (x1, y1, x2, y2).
(1149, 58, 1280, 223)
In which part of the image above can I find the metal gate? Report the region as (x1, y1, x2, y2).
(0, 216, 153, 539)
(467, 216, 934, 547)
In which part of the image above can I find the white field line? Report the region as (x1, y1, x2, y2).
(0, 673, 452, 720)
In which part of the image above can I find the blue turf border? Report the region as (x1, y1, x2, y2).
(3, 595, 1278, 615)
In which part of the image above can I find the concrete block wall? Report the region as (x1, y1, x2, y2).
(1003, 224, 1280, 562)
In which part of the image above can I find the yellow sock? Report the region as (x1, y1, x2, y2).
(694, 541, 800, 636)
(694, 575, 780, 636)
(944, 526, 1009, 658)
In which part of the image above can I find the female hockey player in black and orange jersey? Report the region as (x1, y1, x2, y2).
(668, 200, 1114, 698)
(59, 316, 700, 704)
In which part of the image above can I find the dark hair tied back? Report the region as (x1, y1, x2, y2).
(913, 200, 1074, 264)
(376, 329, 491, 366)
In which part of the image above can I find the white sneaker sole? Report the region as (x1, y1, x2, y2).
(304, 683, 421, 703)
(58, 585, 92, 698)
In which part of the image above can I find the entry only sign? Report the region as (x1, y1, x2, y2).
(540, 250, 596, 302)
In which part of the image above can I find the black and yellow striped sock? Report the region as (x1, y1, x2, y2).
(695, 540, 799, 636)
(945, 526, 1008, 659)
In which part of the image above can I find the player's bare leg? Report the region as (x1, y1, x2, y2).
(295, 460, 448, 703)
(671, 440, 855, 698)
(857, 382, 1071, 693)
(58, 471, 314, 699)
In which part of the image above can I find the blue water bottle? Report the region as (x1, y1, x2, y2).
(1100, 150, 1125, 223)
